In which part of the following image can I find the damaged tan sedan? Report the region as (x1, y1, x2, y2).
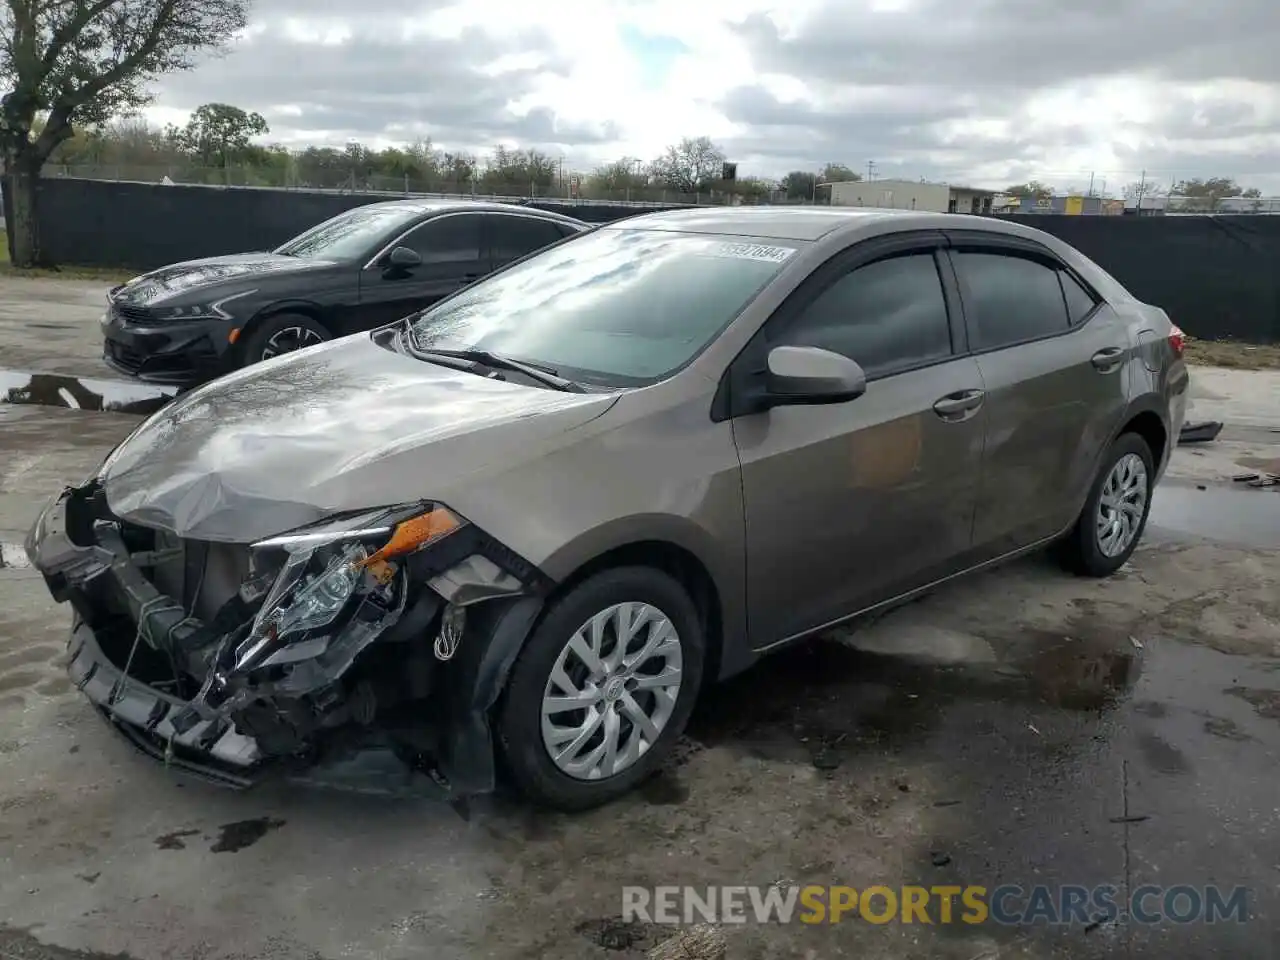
(26, 207, 1187, 810)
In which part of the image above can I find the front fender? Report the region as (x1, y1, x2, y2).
(435, 596, 544, 795)
(537, 513, 749, 679)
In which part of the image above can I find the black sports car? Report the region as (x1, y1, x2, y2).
(101, 200, 588, 386)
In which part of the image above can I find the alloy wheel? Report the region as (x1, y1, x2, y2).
(540, 601, 684, 781)
(261, 326, 326, 360)
(1095, 452, 1148, 557)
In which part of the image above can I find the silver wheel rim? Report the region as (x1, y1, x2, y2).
(540, 602, 683, 781)
(1096, 452, 1148, 557)
(262, 326, 325, 360)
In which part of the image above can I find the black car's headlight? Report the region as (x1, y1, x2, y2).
(147, 289, 258, 322)
(231, 502, 465, 676)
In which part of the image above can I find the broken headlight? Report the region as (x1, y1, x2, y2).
(232, 502, 464, 675)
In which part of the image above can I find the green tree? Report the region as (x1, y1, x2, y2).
(479, 146, 556, 195)
(1004, 181, 1052, 199)
(1170, 177, 1260, 212)
(585, 157, 647, 198)
(781, 165, 860, 202)
(821, 163, 858, 183)
(176, 101, 268, 168)
(781, 170, 816, 200)
(0, 0, 251, 267)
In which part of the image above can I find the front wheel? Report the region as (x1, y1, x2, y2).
(1057, 432, 1155, 577)
(239, 313, 331, 367)
(496, 567, 705, 811)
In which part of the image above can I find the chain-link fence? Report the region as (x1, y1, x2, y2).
(41, 163, 771, 208)
(1140, 194, 1280, 215)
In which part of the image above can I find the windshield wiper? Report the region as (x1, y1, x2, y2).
(411, 346, 584, 393)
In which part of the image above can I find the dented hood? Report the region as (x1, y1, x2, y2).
(100, 333, 618, 542)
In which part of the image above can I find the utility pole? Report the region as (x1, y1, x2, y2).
(1135, 168, 1147, 213)
(867, 160, 876, 181)
(1087, 171, 1095, 196)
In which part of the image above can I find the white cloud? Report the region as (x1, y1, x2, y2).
(144, 0, 1280, 192)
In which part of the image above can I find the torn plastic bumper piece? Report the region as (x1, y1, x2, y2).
(67, 616, 262, 787)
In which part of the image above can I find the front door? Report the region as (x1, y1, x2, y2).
(943, 238, 1133, 557)
(731, 238, 988, 648)
(356, 212, 490, 330)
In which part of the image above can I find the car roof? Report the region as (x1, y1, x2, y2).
(605, 205, 1059, 244)
(356, 198, 587, 226)
(606, 206, 922, 241)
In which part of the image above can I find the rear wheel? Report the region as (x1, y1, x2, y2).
(497, 566, 704, 811)
(1057, 432, 1155, 577)
(240, 313, 330, 367)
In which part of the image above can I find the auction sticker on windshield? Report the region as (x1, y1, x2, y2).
(705, 242, 797, 264)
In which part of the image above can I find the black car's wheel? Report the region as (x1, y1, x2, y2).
(496, 566, 705, 811)
(240, 313, 331, 366)
(1057, 432, 1155, 577)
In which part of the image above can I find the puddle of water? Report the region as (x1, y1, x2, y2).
(1149, 485, 1280, 550)
(688, 630, 1141, 759)
(0, 369, 176, 415)
(0, 543, 30, 570)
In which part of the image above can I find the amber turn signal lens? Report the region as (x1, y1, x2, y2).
(359, 508, 460, 566)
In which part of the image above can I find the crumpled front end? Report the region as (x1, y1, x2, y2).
(25, 480, 550, 794)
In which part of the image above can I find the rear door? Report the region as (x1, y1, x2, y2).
(486, 213, 575, 271)
(356, 212, 488, 329)
(943, 232, 1132, 557)
(730, 233, 988, 647)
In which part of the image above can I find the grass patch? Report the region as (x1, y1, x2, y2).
(1184, 337, 1280, 371)
(0, 241, 135, 283)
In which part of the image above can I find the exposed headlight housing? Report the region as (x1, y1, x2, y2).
(189, 503, 465, 714)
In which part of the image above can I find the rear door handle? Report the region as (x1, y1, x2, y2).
(932, 389, 985, 422)
(1091, 347, 1125, 372)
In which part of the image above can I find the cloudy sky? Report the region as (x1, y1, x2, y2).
(145, 0, 1280, 193)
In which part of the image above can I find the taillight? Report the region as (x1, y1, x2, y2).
(1168, 325, 1185, 356)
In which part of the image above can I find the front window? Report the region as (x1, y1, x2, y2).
(407, 228, 799, 387)
(275, 205, 421, 261)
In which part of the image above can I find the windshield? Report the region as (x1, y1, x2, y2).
(274, 205, 420, 260)
(407, 228, 798, 387)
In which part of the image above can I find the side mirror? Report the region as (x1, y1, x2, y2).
(383, 246, 422, 271)
(764, 345, 867, 406)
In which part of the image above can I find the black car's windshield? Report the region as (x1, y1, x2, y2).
(274, 205, 420, 260)
(407, 228, 798, 387)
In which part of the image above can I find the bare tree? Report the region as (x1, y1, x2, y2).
(0, 0, 251, 267)
(648, 136, 725, 194)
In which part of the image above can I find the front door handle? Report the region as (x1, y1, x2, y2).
(1091, 347, 1125, 372)
(932, 389, 985, 422)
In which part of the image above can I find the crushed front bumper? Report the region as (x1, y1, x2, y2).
(67, 615, 262, 787)
(28, 485, 269, 786)
(26, 482, 552, 798)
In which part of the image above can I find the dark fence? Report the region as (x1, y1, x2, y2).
(991, 214, 1280, 344)
(31, 178, 1280, 343)
(33, 178, 680, 272)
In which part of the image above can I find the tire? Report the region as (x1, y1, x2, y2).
(238, 313, 330, 368)
(496, 566, 705, 811)
(1057, 432, 1156, 577)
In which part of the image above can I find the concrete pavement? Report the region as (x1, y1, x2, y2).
(1, 274, 1279, 959)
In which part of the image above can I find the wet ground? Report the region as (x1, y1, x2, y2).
(2, 275, 1280, 959)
